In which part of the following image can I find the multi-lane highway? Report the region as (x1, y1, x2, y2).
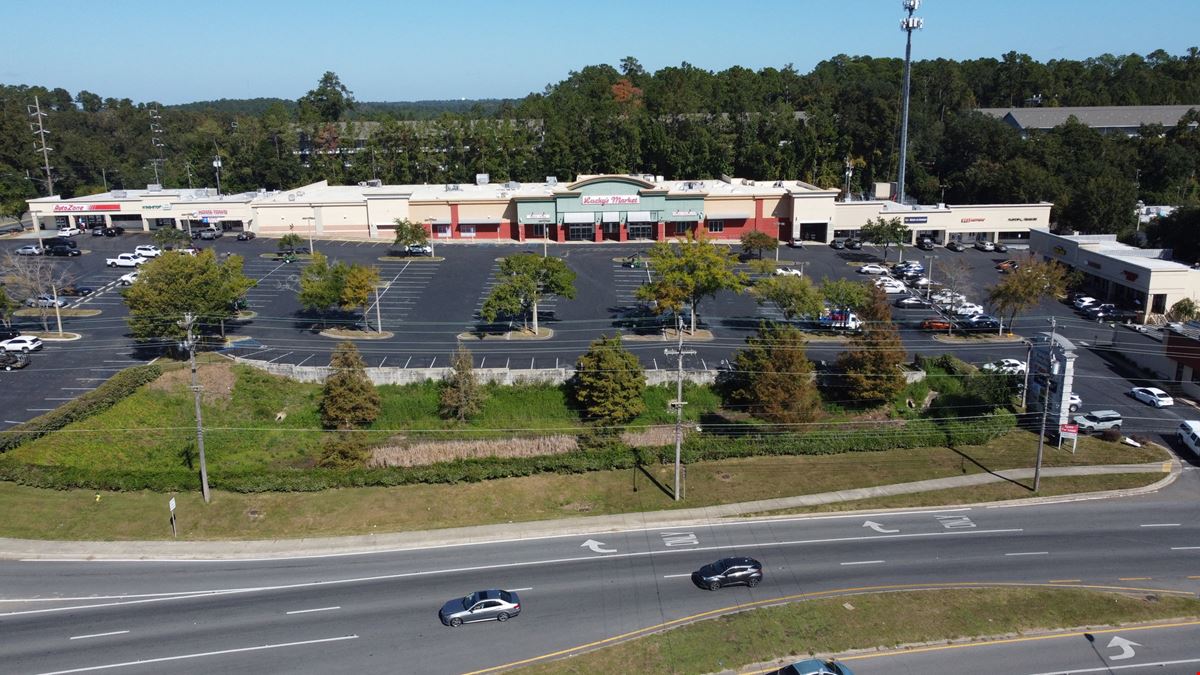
(0, 468, 1196, 674)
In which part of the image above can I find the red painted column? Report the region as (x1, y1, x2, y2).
(754, 199, 765, 234)
(656, 221, 665, 240)
(618, 222, 627, 242)
(449, 204, 460, 239)
(516, 222, 525, 242)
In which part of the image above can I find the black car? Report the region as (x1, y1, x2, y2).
(1094, 308, 1140, 323)
(103, 226, 125, 237)
(46, 244, 81, 257)
(692, 557, 763, 591)
(0, 352, 30, 371)
(41, 236, 77, 249)
(59, 285, 94, 297)
(894, 295, 933, 309)
(236, 231, 256, 241)
(829, 239, 846, 250)
(845, 238, 863, 250)
(994, 242, 1009, 253)
(946, 241, 966, 252)
(916, 238, 936, 251)
(0, 327, 19, 341)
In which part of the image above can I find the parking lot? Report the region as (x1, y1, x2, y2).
(0, 231, 1195, 455)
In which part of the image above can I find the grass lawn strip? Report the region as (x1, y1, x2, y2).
(515, 588, 1200, 675)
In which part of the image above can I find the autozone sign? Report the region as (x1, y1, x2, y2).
(53, 203, 120, 213)
(580, 195, 640, 206)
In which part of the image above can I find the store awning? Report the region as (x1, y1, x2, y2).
(521, 212, 553, 223)
(707, 212, 751, 220)
(626, 211, 654, 222)
(562, 212, 595, 224)
(458, 217, 501, 225)
(601, 212, 621, 223)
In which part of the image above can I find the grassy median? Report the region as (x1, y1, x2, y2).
(517, 587, 1200, 674)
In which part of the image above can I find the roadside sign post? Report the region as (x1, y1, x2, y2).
(168, 497, 177, 538)
(1060, 423, 1079, 454)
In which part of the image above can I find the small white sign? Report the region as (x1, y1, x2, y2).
(168, 498, 176, 512)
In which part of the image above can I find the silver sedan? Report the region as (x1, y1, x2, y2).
(438, 589, 521, 627)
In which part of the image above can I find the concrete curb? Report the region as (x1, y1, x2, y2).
(0, 461, 1178, 562)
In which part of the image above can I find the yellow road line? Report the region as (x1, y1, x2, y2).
(462, 581, 1193, 675)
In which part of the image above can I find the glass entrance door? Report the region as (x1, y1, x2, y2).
(567, 224, 593, 241)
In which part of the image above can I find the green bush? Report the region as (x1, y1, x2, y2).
(0, 364, 162, 454)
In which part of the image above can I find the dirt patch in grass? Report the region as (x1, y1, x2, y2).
(147, 361, 236, 404)
(14, 308, 103, 318)
(319, 328, 394, 340)
(621, 426, 677, 447)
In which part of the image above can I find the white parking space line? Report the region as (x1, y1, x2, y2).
(506, 587, 533, 592)
(840, 560, 885, 566)
(1005, 551, 1049, 556)
(1140, 523, 1181, 528)
(1171, 546, 1200, 550)
(662, 573, 692, 578)
(37, 634, 359, 674)
(285, 606, 340, 615)
(69, 630, 129, 641)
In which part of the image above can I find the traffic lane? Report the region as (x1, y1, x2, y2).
(846, 621, 1200, 675)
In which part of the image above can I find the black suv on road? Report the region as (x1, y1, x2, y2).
(692, 557, 764, 590)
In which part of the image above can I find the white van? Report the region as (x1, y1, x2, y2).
(1177, 421, 1200, 458)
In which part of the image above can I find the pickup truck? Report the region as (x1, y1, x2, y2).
(818, 310, 863, 331)
(106, 253, 146, 268)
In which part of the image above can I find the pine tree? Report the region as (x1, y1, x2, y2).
(724, 323, 821, 424)
(439, 346, 486, 421)
(320, 342, 381, 429)
(317, 432, 370, 468)
(571, 334, 646, 424)
(836, 285, 907, 404)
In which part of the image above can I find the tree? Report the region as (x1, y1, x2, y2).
(0, 289, 17, 327)
(820, 277, 871, 312)
(317, 432, 370, 468)
(858, 216, 909, 262)
(392, 218, 429, 251)
(934, 258, 974, 300)
(278, 232, 304, 252)
(571, 334, 646, 424)
(299, 71, 355, 123)
(298, 252, 345, 320)
(722, 323, 821, 424)
(836, 286, 907, 404)
(153, 227, 190, 249)
(1168, 298, 1200, 322)
(439, 346, 486, 422)
(636, 230, 747, 333)
(740, 230, 778, 259)
(340, 263, 381, 330)
(480, 253, 576, 334)
(752, 274, 824, 322)
(2, 251, 75, 333)
(987, 255, 1073, 332)
(320, 342, 380, 429)
(123, 250, 254, 342)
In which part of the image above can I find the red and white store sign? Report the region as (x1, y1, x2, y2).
(197, 209, 228, 216)
(580, 195, 640, 206)
(53, 203, 120, 213)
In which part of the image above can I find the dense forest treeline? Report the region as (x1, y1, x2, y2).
(2, 50, 1199, 239)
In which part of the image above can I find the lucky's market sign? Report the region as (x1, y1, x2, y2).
(580, 195, 640, 206)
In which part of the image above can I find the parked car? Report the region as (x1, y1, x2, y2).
(996, 260, 1019, 272)
(773, 266, 804, 277)
(875, 279, 909, 294)
(0, 327, 19, 341)
(1074, 410, 1123, 433)
(119, 271, 139, 285)
(894, 296, 933, 309)
(981, 358, 1026, 375)
(199, 228, 223, 240)
(1129, 386, 1174, 408)
(692, 557, 763, 590)
(406, 243, 433, 256)
(56, 226, 82, 237)
(946, 240, 966, 252)
(0, 336, 43, 353)
(103, 226, 125, 237)
(973, 240, 995, 252)
(15, 244, 42, 256)
(41, 236, 77, 249)
(857, 264, 888, 275)
(994, 242, 1009, 253)
(931, 290, 966, 305)
(106, 253, 146, 268)
(438, 590, 521, 627)
(892, 261, 924, 273)
(829, 239, 846, 250)
(907, 276, 931, 287)
(951, 303, 984, 316)
(921, 317, 953, 331)
(786, 238, 803, 248)
(771, 659, 855, 675)
(236, 230, 256, 241)
(59, 285, 94, 296)
(1084, 303, 1116, 319)
(845, 238, 863, 250)
(91, 226, 107, 236)
(25, 294, 66, 308)
(916, 238, 936, 251)
(46, 244, 81, 257)
(1072, 296, 1098, 310)
(1094, 308, 1140, 323)
(0, 351, 30, 371)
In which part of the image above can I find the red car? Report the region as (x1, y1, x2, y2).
(921, 317, 952, 331)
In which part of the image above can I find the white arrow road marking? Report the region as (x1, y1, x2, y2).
(1107, 635, 1141, 660)
(581, 539, 616, 553)
(863, 520, 900, 534)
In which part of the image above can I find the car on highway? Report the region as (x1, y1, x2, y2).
(119, 271, 139, 285)
(134, 245, 162, 258)
(920, 317, 953, 331)
(46, 244, 81, 257)
(973, 240, 995, 251)
(406, 243, 433, 257)
(1074, 410, 1123, 433)
(56, 226, 82, 237)
(1073, 296, 1098, 310)
(1129, 386, 1174, 408)
(829, 238, 845, 250)
(692, 556, 763, 590)
(0, 336, 43, 353)
(438, 589, 521, 627)
(773, 266, 804, 277)
(981, 358, 1026, 375)
(770, 659, 855, 675)
(15, 244, 42, 256)
(236, 230, 256, 241)
(0, 351, 30, 371)
(946, 240, 966, 252)
(857, 264, 888, 275)
(894, 295, 933, 309)
(25, 294, 66, 308)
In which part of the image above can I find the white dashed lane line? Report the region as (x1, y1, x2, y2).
(69, 630, 129, 641)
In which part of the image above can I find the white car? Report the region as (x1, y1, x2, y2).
(1, 336, 43, 353)
(1073, 296, 1098, 310)
(908, 276, 931, 288)
(973, 240, 995, 252)
(56, 226, 82, 237)
(119, 271, 140, 285)
(857, 264, 889, 275)
(876, 280, 909, 294)
(15, 244, 42, 256)
(952, 303, 985, 316)
(773, 266, 804, 277)
(982, 359, 1026, 375)
(931, 291, 966, 305)
(134, 245, 162, 258)
(1129, 386, 1174, 408)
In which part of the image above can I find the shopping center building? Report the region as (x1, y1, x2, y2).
(27, 174, 1051, 246)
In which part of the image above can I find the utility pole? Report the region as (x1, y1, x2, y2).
(925, 255, 935, 299)
(1033, 317, 1057, 492)
(665, 314, 696, 501)
(180, 313, 212, 503)
(149, 108, 165, 185)
(896, 0, 924, 205)
(27, 96, 54, 196)
(185, 161, 194, 189)
(212, 155, 222, 196)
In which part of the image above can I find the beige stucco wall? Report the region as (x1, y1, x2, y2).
(457, 202, 508, 220)
(704, 196, 757, 218)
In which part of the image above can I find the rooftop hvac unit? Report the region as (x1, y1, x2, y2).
(546, 176, 558, 185)
(112, 190, 127, 198)
(288, 194, 296, 202)
(147, 183, 162, 192)
(476, 173, 489, 186)
(366, 179, 382, 187)
(655, 175, 664, 183)
(504, 181, 520, 190)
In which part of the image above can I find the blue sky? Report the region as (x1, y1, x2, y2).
(5, 0, 1199, 104)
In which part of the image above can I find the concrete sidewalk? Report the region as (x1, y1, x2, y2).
(0, 461, 1177, 561)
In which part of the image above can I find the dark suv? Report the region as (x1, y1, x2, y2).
(41, 236, 77, 249)
(692, 557, 763, 590)
(46, 244, 81, 257)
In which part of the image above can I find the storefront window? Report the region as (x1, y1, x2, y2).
(434, 224, 451, 238)
(77, 215, 106, 227)
(54, 216, 70, 228)
(707, 220, 724, 233)
(460, 224, 476, 238)
(529, 223, 547, 238)
(628, 223, 653, 240)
